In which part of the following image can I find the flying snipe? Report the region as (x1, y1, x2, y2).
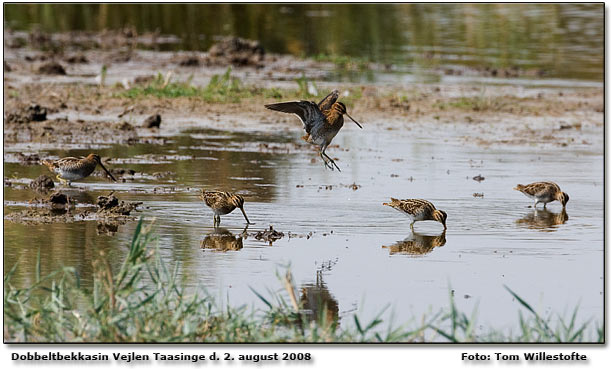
(513, 181, 569, 208)
(264, 89, 363, 172)
(42, 153, 116, 185)
(200, 190, 251, 226)
(383, 198, 447, 230)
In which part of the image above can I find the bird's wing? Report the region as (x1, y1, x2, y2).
(523, 182, 551, 197)
(54, 157, 83, 170)
(401, 199, 434, 215)
(203, 191, 233, 208)
(317, 90, 339, 112)
(264, 101, 323, 133)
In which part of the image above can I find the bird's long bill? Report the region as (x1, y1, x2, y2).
(98, 162, 117, 182)
(345, 112, 363, 129)
(239, 206, 251, 224)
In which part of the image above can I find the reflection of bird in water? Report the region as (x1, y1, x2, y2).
(383, 198, 447, 231)
(265, 89, 363, 172)
(514, 181, 569, 208)
(299, 270, 339, 325)
(382, 231, 447, 256)
(516, 208, 569, 231)
(42, 153, 117, 186)
(200, 227, 246, 252)
(200, 190, 251, 226)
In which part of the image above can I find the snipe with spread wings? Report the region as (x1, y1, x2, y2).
(265, 90, 363, 172)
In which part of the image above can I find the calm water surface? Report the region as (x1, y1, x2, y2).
(4, 3, 604, 81)
(3, 123, 603, 332)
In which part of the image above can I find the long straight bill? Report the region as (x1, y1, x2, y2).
(240, 207, 251, 224)
(99, 162, 117, 182)
(346, 113, 363, 128)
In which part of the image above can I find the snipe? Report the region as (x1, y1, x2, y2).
(383, 198, 447, 230)
(265, 89, 362, 172)
(42, 153, 116, 185)
(200, 190, 251, 226)
(514, 181, 569, 208)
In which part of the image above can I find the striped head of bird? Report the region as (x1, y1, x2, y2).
(433, 210, 448, 230)
(230, 194, 250, 224)
(331, 102, 362, 129)
(89, 154, 117, 182)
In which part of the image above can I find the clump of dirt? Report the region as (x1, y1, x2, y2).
(4, 61, 12, 71)
(177, 55, 201, 67)
(472, 174, 485, 182)
(251, 225, 284, 244)
(114, 121, 135, 131)
(11, 152, 41, 165)
(206, 37, 265, 67)
(65, 54, 88, 64)
(96, 194, 141, 216)
(27, 191, 73, 209)
(5, 104, 48, 124)
(143, 114, 161, 128)
(4, 208, 89, 224)
(4, 117, 138, 145)
(37, 61, 66, 75)
(343, 182, 361, 191)
(29, 175, 55, 192)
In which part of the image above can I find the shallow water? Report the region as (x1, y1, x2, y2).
(4, 3, 604, 82)
(3, 121, 604, 333)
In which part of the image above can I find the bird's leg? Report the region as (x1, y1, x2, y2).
(543, 202, 547, 209)
(321, 148, 341, 172)
(319, 151, 334, 171)
(56, 175, 69, 186)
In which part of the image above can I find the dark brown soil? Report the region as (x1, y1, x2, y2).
(207, 37, 265, 67)
(29, 175, 55, 192)
(37, 61, 66, 75)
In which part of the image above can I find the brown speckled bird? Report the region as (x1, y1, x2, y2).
(514, 181, 569, 208)
(264, 89, 362, 172)
(383, 198, 447, 230)
(200, 190, 251, 226)
(42, 153, 116, 185)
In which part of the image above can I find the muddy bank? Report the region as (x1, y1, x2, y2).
(3, 28, 603, 152)
(4, 191, 141, 225)
(3, 81, 603, 152)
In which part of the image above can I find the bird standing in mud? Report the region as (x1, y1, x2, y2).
(383, 198, 447, 231)
(514, 181, 569, 208)
(200, 190, 251, 226)
(42, 153, 116, 185)
(264, 89, 363, 172)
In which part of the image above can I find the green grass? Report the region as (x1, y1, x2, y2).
(118, 68, 363, 107)
(4, 219, 602, 343)
(313, 53, 370, 71)
(119, 67, 292, 103)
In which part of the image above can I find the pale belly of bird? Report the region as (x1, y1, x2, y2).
(536, 194, 555, 203)
(58, 167, 95, 180)
(393, 208, 428, 222)
(213, 205, 237, 216)
(309, 123, 342, 146)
